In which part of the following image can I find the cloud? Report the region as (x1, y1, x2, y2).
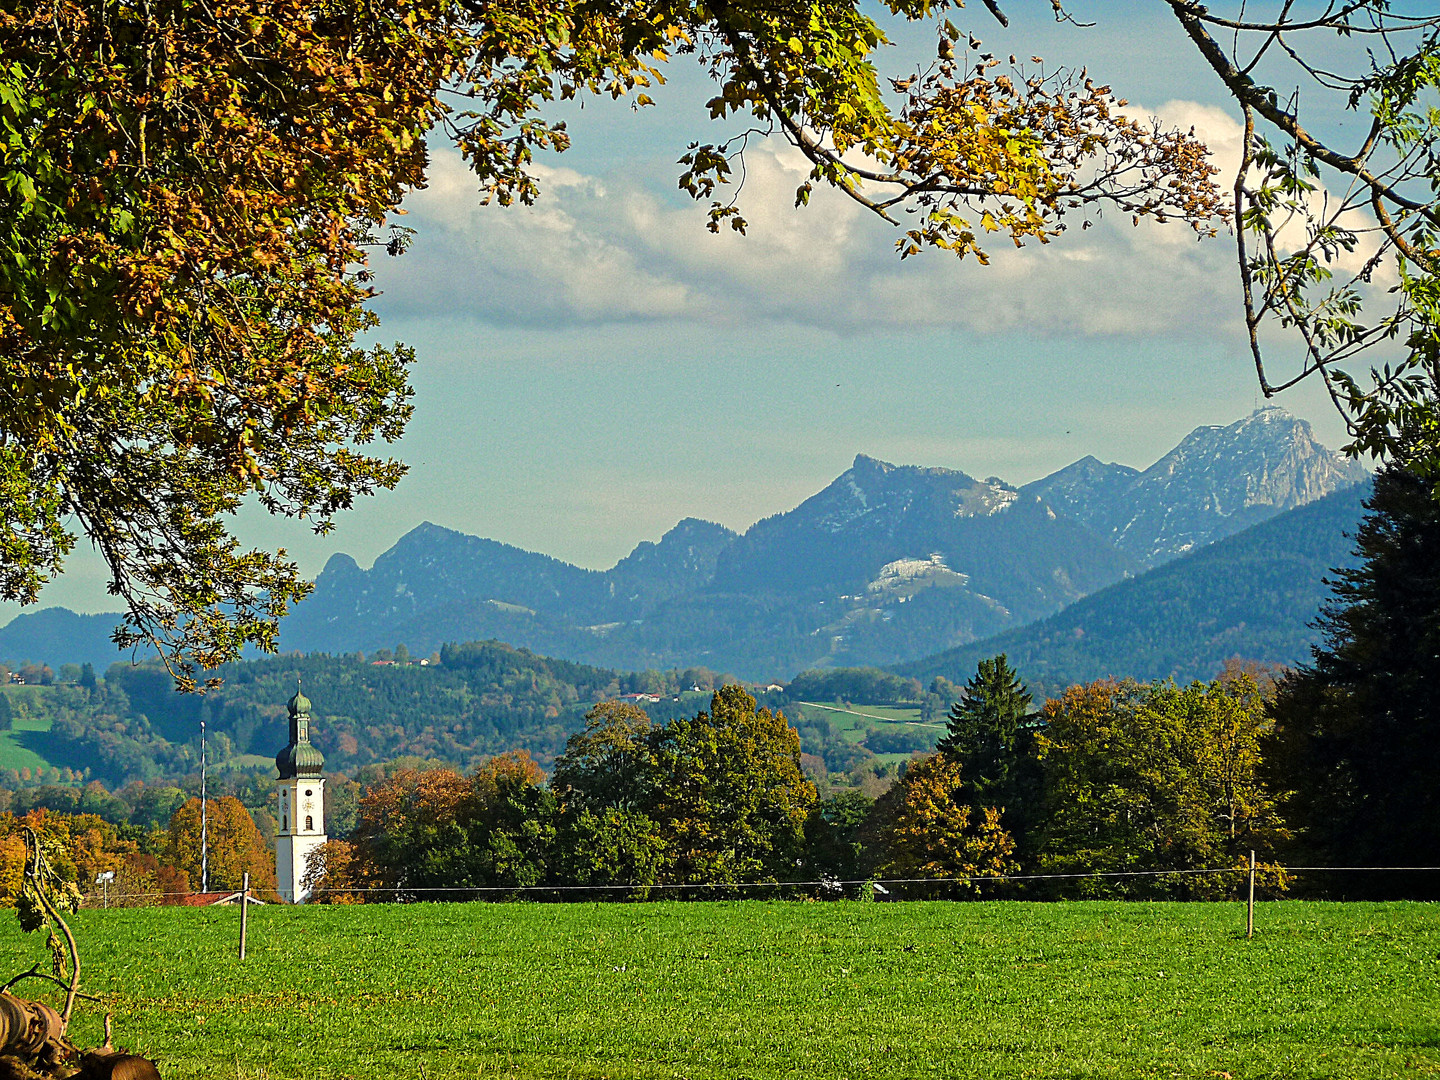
(1156, 98, 1392, 281)
(375, 153, 701, 324)
(370, 102, 1285, 339)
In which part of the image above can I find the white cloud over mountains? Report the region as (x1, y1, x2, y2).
(373, 101, 1264, 340)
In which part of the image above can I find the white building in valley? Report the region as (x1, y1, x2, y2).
(275, 686, 327, 903)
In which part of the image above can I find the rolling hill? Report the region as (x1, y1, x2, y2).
(894, 480, 1372, 694)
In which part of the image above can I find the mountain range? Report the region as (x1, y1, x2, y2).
(0, 408, 1369, 681)
(894, 479, 1371, 695)
(1019, 406, 1366, 564)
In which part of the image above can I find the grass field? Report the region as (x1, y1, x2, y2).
(792, 701, 936, 729)
(1, 901, 1435, 1079)
(0, 698, 55, 773)
(791, 700, 941, 767)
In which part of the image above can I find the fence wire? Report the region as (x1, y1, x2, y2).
(82, 863, 1440, 904)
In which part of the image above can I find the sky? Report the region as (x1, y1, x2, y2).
(6, 1, 1385, 621)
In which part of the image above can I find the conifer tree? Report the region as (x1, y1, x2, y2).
(935, 654, 1043, 858)
(937, 654, 1037, 803)
(1269, 469, 1440, 897)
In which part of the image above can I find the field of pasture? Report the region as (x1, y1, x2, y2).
(2, 901, 1436, 1079)
(788, 700, 941, 767)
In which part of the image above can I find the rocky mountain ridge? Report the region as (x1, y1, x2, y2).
(273, 408, 1364, 677)
(896, 479, 1372, 693)
(0, 409, 1368, 679)
(1021, 407, 1367, 565)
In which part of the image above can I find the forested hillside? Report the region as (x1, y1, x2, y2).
(6, 643, 729, 787)
(0, 607, 141, 672)
(896, 481, 1371, 694)
(0, 477, 1373, 792)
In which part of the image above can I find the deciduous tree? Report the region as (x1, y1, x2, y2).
(349, 752, 557, 895)
(165, 796, 275, 895)
(646, 686, 816, 887)
(12, 0, 1440, 687)
(555, 808, 668, 896)
(551, 701, 656, 815)
(1133, 2, 1440, 484)
(803, 789, 875, 890)
(1036, 677, 1286, 899)
(926, 2, 1440, 485)
(555, 690, 817, 889)
(301, 840, 364, 905)
(868, 752, 1015, 897)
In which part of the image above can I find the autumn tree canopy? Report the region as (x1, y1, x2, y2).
(7, 0, 1439, 682)
(554, 688, 816, 888)
(1035, 676, 1287, 899)
(165, 796, 275, 894)
(868, 751, 1015, 897)
(298, 690, 814, 897)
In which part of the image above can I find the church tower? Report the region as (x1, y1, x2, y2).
(275, 685, 327, 903)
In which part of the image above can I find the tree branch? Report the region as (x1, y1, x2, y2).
(1168, 0, 1440, 35)
(1167, 1, 1440, 227)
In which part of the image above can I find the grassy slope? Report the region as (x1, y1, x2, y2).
(789, 701, 941, 766)
(0, 730, 51, 772)
(0, 687, 56, 772)
(6, 901, 1436, 1080)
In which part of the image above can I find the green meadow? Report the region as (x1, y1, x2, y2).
(1, 901, 1436, 1079)
(790, 700, 941, 767)
(791, 700, 934, 729)
(0, 688, 55, 773)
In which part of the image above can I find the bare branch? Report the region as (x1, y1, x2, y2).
(1169, 0, 1440, 35)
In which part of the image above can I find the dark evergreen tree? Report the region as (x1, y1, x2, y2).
(936, 654, 1042, 863)
(1268, 468, 1440, 898)
(938, 655, 1035, 790)
(802, 790, 874, 891)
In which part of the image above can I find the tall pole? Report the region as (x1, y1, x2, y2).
(200, 718, 208, 895)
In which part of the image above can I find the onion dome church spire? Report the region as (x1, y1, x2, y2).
(275, 680, 327, 902)
(275, 682, 325, 780)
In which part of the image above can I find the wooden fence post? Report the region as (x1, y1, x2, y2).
(239, 871, 250, 960)
(1246, 850, 1256, 939)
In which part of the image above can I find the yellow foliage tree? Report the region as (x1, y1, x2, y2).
(647, 686, 817, 888)
(870, 752, 1015, 897)
(0, 831, 25, 907)
(301, 840, 363, 905)
(165, 797, 276, 896)
(1035, 677, 1287, 899)
(0, 809, 141, 906)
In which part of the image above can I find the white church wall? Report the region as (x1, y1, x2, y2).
(276, 774, 327, 902)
